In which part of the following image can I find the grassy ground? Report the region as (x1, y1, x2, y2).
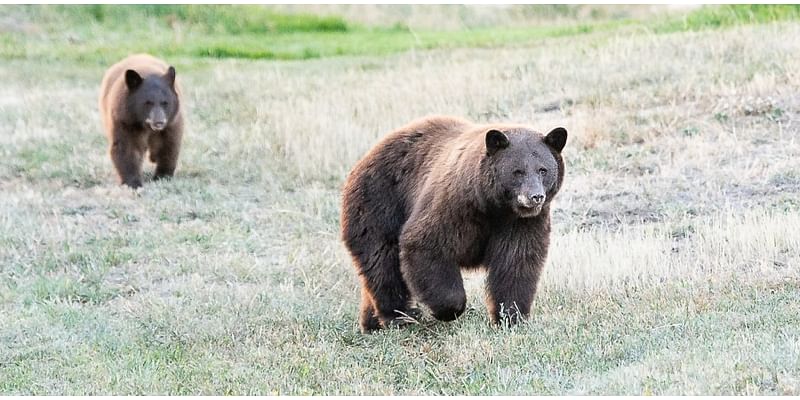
(1, 5, 800, 395)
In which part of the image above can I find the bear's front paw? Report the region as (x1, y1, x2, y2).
(491, 302, 529, 326)
(122, 179, 143, 189)
(382, 307, 422, 329)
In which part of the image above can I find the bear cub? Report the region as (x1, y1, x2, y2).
(341, 116, 567, 333)
(99, 54, 184, 188)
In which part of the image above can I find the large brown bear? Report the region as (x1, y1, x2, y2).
(341, 115, 567, 333)
(99, 54, 184, 188)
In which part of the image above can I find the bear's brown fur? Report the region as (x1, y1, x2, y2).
(341, 115, 567, 332)
(99, 54, 184, 188)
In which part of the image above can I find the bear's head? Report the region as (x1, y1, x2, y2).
(483, 126, 567, 218)
(124, 67, 179, 132)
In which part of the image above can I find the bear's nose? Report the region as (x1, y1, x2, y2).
(517, 193, 545, 208)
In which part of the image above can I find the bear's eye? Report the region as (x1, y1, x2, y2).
(513, 169, 526, 177)
(160, 101, 168, 106)
(144, 100, 154, 106)
(538, 168, 548, 175)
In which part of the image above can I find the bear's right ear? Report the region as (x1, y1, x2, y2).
(125, 69, 143, 90)
(485, 129, 510, 155)
(544, 127, 568, 153)
(164, 66, 176, 87)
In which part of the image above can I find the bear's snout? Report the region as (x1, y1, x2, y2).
(517, 193, 545, 208)
(514, 192, 545, 217)
(146, 108, 168, 131)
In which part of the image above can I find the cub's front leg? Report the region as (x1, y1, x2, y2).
(148, 126, 183, 181)
(109, 124, 146, 188)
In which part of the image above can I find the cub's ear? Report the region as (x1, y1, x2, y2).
(164, 66, 176, 87)
(544, 127, 567, 153)
(125, 69, 143, 90)
(485, 129, 510, 155)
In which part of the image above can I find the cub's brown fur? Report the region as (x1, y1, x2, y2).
(341, 116, 567, 332)
(99, 54, 184, 188)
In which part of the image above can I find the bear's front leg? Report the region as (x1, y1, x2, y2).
(110, 129, 145, 189)
(399, 242, 467, 322)
(485, 263, 540, 325)
(148, 127, 182, 181)
(484, 224, 548, 325)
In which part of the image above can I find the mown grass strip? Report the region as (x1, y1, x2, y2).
(656, 4, 800, 32)
(1, 5, 799, 63)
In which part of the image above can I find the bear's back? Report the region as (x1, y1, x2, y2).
(341, 115, 478, 246)
(345, 116, 474, 208)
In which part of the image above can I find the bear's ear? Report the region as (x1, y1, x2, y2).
(544, 127, 567, 153)
(485, 129, 510, 155)
(125, 69, 143, 90)
(164, 66, 176, 87)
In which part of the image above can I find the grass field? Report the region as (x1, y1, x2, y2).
(1, 4, 800, 395)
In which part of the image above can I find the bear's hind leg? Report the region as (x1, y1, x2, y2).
(355, 241, 412, 329)
(358, 288, 381, 333)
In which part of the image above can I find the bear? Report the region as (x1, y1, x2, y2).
(340, 115, 567, 333)
(99, 54, 184, 188)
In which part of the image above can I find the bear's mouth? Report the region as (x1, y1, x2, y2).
(148, 121, 166, 131)
(514, 203, 543, 217)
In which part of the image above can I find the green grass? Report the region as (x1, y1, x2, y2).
(658, 4, 800, 32)
(20, 5, 350, 34)
(2, 268, 799, 394)
(2, 5, 617, 64)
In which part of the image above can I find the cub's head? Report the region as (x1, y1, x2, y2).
(124, 67, 178, 132)
(483, 126, 567, 218)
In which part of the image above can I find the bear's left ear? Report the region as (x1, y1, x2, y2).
(485, 129, 510, 155)
(544, 127, 567, 153)
(164, 66, 176, 87)
(125, 69, 143, 90)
